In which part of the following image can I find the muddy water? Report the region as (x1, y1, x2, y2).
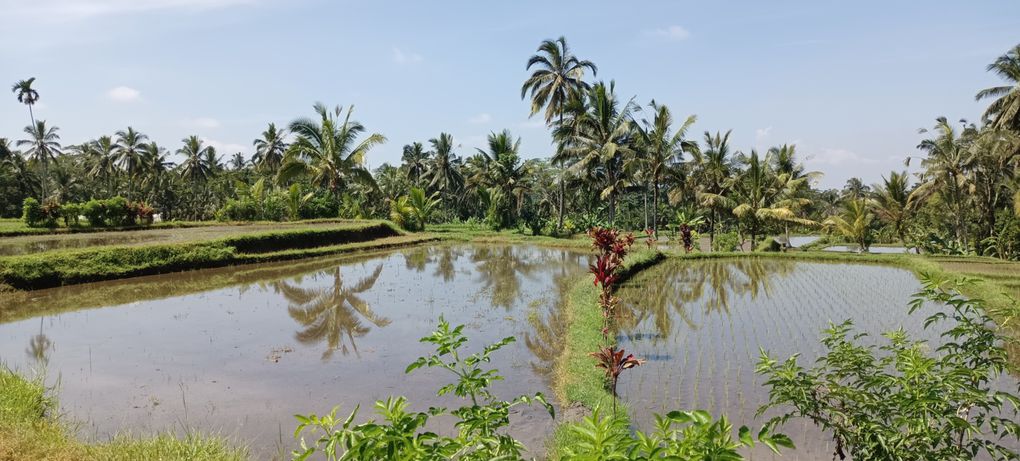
(0, 244, 587, 459)
(615, 258, 948, 460)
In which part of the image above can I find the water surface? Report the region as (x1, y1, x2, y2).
(0, 244, 586, 459)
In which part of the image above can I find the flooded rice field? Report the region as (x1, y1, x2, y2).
(0, 244, 586, 459)
(615, 258, 951, 460)
(0, 221, 362, 256)
(822, 244, 915, 254)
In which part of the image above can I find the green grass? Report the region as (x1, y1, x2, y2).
(0, 221, 406, 290)
(549, 249, 665, 458)
(0, 368, 245, 461)
(426, 223, 591, 248)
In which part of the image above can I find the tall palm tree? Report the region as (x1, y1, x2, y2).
(691, 130, 735, 249)
(278, 103, 385, 200)
(17, 121, 61, 200)
(976, 44, 1020, 132)
(638, 101, 697, 235)
(252, 123, 287, 174)
(871, 170, 912, 245)
(477, 130, 530, 222)
(823, 199, 876, 252)
(730, 150, 813, 248)
(911, 117, 975, 245)
(522, 37, 597, 230)
(400, 142, 429, 187)
(11, 78, 39, 127)
(141, 141, 173, 203)
(85, 136, 118, 197)
(114, 127, 149, 200)
(229, 152, 247, 171)
(178, 136, 214, 186)
(425, 132, 464, 206)
(561, 81, 638, 225)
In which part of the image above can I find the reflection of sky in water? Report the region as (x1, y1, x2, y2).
(615, 259, 953, 460)
(823, 245, 915, 253)
(0, 244, 587, 460)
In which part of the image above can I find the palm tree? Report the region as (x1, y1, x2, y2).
(561, 81, 638, 225)
(425, 132, 464, 206)
(114, 127, 149, 200)
(17, 121, 61, 200)
(477, 130, 530, 222)
(278, 103, 384, 201)
(178, 136, 214, 188)
(86, 136, 118, 197)
(252, 123, 287, 174)
(229, 152, 247, 171)
(976, 44, 1020, 132)
(841, 177, 870, 200)
(400, 142, 429, 187)
(690, 131, 736, 249)
(522, 37, 597, 230)
(871, 171, 912, 244)
(730, 150, 813, 248)
(11, 78, 40, 127)
(638, 101, 697, 235)
(911, 117, 974, 245)
(823, 199, 876, 252)
(141, 141, 173, 204)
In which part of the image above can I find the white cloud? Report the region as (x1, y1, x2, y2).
(392, 47, 423, 65)
(106, 86, 141, 102)
(201, 137, 247, 154)
(468, 113, 492, 124)
(4, 0, 259, 20)
(183, 117, 222, 129)
(806, 148, 878, 166)
(645, 25, 691, 41)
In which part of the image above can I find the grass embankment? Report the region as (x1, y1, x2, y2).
(0, 218, 217, 237)
(549, 248, 665, 458)
(0, 221, 434, 291)
(426, 223, 590, 248)
(0, 368, 245, 461)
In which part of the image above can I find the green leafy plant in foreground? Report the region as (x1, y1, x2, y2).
(291, 317, 554, 460)
(757, 273, 1020, 460)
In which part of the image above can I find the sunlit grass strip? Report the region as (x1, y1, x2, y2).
(0, 368, 245, 461)
(0, 221, 406, 291)
(550, 249, 664, 458)
(426, 223, 591, 248)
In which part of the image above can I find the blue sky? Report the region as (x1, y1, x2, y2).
(2, 0, 1018, 189)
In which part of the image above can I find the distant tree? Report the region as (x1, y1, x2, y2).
(16, 121, 61, 200)
(114, 127, 149, 200)
(11, 78, 40, 126)
(691, 130, 736, 250)
(425, 132, 464, 207)
(252, 123, 287, 174)
(637, 101, 697, 235)
(976, 44, 1020, 132)
(871, 170, 912, 244)
(841, 177, 870, 200)
(401, 142, 429, 187)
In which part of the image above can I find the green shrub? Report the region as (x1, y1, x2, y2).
(216, 198, 259, 221)
(713, 231, 740, 252)
(22, 198, 46, 227)
(755, 236, 782, 252)
(82, 199, 108, 226)
(60, 203, 82, 226)
(105, 196, 134, 226)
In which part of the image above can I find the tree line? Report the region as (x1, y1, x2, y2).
(3, 40, 1019, 257)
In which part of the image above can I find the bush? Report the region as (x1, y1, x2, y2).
(755, 236, 782, 252)
(216, 198, 259, 222)
(104, 196, 134, 226)
(82, 199, 108, 226)
(22, 198, 47, 227)
(712, 231, 740, 252)
(60, 203, 81, 226)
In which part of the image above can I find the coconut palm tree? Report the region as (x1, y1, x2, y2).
(911, 117, 975, 245)
(278, 103, 384, 201)
(141, 142, 173, 203)
(690, 130, 735, 249)
(252, 123, 287, 174)
(114, 127, 149, 200)
(522, 37, 597, 230)
(400, 142, 429, 187)
(823, 199, 876, 252)
(638, 101, 697, 235)
(561, 81, 639, 225)
(730, 150, 814, 248)
(976, 44, 1020, 132)
(17, 121, 61, 200)
(179, 136, 214, 184)
(86, 136, 118, 197)
(11, 78, 39, 127)
(871, 170, 912, 244)
(425, 132, 464, 206)
(229, 152, 246, 171)
(477, 130, 530, 222)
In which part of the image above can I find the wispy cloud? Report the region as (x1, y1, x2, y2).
(392, 47, 424, 65)
(201, 137, 247, 154)
(468, 113, 491, 124)
(106, 86, 141, 103)
(3, 0, 261, 21)
(644, 25, 691, 41)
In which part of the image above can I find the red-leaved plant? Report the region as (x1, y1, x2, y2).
(587, 227, 644, 415)
(644, 228, 655, 249)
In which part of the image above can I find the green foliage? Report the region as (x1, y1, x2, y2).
(755, 236, 781, 252)
(712, 231, 740, 252)
(292, 317, 554, 460)
(21, 198, 50, 227)
(757, 274, 1020, 460)
(561, 406, 792, 460)
(982, 211, 1020, 260)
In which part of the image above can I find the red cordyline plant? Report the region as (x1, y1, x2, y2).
(644, 228, 655, 249)
(587, 227, 644, 415)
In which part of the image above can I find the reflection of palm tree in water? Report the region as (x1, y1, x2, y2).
(432, 246, 461, 282)
(620, 259, 795, 341)
(26, 318, 52, 366)
(275, 264, 389, 360)
(471, 246, 544, 309)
